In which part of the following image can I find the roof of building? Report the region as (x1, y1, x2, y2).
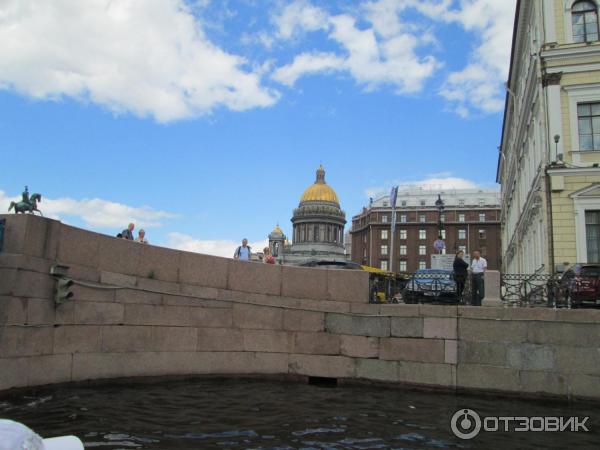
(270, 224, 284, 235)
(300, 165, 340, 204)
(367, 187, 501, 209)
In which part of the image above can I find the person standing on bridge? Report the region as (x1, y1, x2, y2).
(234, 239, 252, 261)
(470, 250, 487, 306)
(453, 250, 469, 301)
(135, 229, 148, 244)
(121, 223, 135, 240)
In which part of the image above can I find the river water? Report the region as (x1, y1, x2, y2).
(0, 378, 598, 449)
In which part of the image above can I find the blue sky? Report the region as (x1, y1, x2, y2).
(0, 0, 515, 257)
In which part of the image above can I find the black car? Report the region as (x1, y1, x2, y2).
(403, 269, 459, 304)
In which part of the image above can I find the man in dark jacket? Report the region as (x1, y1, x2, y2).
(453, 250, 469, 302)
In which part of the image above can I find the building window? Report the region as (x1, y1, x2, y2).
(479, 199, 485, 207)
(381, 230, 388, 240)
(459, 214, 466, 222)
(382, 201, 389, 207)
(382, 214, 389, 223)
(458, 229, 466, 240)
(480, 246, 487, 257)
(419, 261, 427, 270)
(459, 199, 465, 207)
(586, 210, 600, 262)
(458, 245, 467, 253)
(479, 229, 487, 240)
(419, 245, 426, 255)
(381, 260, 388, 271)
(399, 260, 407, 272)
(577, 103, 600, 151)
(479, 213, 486, 222)
(420, 200, 426, 206)
(401, 200, 407, 207)
(400, 229, 407, 239)
(381, 245, 388, 256)
(399, 245, 407, 255)
(419, 214, 426, 223)
(440, 229, 446, 239)
(572, 1, 599, 43)
(440, 214, 446, 223)
(419, 229, 426, 240)
(400, 215, 407, 223)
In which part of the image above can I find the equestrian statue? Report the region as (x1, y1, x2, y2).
(8, 186, 43, 215)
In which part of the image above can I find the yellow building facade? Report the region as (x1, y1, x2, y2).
(499, 0, 600, 273)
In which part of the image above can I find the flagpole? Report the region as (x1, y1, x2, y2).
(389, 186, 398, 273)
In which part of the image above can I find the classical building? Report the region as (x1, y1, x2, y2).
(498, 0, 600, 274)
(268, 165, 347, 265)
(350, 188, 501, 273)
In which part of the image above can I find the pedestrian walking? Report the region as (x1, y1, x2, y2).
(470, 250, 487, 306)
(233, 239, 252, 261)
(121, 223, 135, 240)
(453, 250, 469, 301)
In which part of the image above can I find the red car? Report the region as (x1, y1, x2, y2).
(562, 264, 600, 307)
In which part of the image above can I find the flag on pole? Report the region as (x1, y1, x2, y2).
(390, 186, 398, 210)
(389, 186, 398, 272)
(390, 186, 398, 228)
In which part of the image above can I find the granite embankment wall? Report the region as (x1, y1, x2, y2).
(1, 214, 599, 401)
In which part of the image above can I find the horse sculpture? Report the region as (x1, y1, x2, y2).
(8, 187, 43, 216)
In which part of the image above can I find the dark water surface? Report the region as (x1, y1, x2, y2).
(0, 378, 598, 449)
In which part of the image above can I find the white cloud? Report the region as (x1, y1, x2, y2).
(165, 232, 268, 258)
(272, 52, 345, 86)
(0, 190, 176, 230)
(439, 0, 516, 116)
(0, 0, 278, 122)
(273, 0, 329, 39)
(364, 175, 491, 199)
(270, 0, 515, 117)
(271, 1, 439, 94)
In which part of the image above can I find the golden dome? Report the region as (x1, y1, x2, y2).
(271, 224, 284, 235)
(300, 165, 340, 204)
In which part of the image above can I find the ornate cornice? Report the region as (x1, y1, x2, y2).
(542, 71, 562, 87)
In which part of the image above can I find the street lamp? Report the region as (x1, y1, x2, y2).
(554, 134, 562, 162)
(435, 194, 445, 254)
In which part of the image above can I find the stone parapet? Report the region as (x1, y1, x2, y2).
(0, 215, 599, 401)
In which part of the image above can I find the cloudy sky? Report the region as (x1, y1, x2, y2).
(0, 0, 514, 257)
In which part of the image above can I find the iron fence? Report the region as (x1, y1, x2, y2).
(368, 272, 471, 305)
(501, 273, 600, 308)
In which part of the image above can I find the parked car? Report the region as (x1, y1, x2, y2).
(561, 263, 600, 308)
(403, 269, 458, 304)
(299, 260, 363, 270)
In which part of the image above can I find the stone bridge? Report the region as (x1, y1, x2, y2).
(0, 215, 599, 401)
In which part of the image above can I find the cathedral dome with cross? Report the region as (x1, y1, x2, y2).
(268, 165, 347, 265)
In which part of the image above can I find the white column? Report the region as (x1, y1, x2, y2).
(543, 0, 556, 43)
(546, 83, 563, 161)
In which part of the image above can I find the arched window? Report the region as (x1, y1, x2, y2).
(572, 1, 599, 43)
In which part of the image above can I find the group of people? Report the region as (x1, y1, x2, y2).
(117, 223, 148, 244)
(453, 250, 487, 306)
(232, 239, 276, 264)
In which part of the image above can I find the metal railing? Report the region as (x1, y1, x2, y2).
(501, 273, 600, 308)
(369, 272, 471, 305)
